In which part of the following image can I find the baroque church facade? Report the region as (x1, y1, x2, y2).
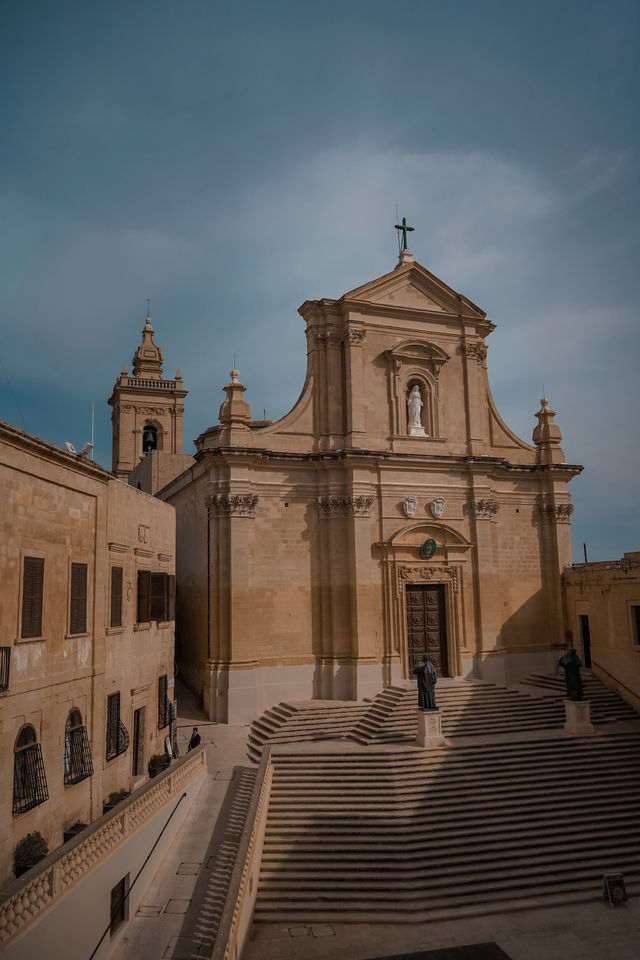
(110, 249, 582, 723)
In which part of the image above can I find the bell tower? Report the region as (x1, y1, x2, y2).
(108, 314, 188, 482)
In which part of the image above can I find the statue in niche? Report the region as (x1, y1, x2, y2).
(407, 384, 427, 437)
(559, 648, 584, 701)
(414, 653, 437, 709)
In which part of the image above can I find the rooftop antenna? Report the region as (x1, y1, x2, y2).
(90, 401, 94, 460)
(233, 352, 236, 369)
(146, 297, 150, 317)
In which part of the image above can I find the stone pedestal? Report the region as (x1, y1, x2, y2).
(416, 708, 446, 747)
(563, 699, 595, 735)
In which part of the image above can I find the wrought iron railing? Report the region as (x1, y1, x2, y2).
(106, 719, 130, 761)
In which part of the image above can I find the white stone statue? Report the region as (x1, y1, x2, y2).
(430, 497, 446, 519)
(407, 385, 427, 437)
(403, 496, 418, 518)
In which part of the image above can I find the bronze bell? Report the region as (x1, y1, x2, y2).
(142, 426, 157, 453)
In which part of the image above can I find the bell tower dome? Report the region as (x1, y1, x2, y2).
(108, 314, 188, 483)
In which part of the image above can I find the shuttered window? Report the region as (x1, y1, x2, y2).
(21, 557, 44, 638)
(70, 563, 88, 634)
(110, 567, 123, 627)
(106, 692, 129, 760)
(150, 573, 166, 621)
(137, 570, 151, 622)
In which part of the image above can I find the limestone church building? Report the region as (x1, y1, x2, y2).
(110, 249, 581, 723)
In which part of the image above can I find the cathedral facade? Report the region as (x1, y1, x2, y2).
(111, 252, 582, 722)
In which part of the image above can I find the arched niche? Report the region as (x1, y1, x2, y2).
(382, 339, 450, 439)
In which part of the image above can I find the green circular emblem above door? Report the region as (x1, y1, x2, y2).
(421, 539, 437, 559)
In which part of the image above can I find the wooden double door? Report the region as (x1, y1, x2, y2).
(406, 584, 449, 677)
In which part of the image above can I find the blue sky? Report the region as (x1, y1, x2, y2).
(1, 0, 638, 561)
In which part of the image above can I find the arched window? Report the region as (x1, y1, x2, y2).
(64, 709, 94, 785)
(142, 424, 158, 455)
(13, 725, 49, 815)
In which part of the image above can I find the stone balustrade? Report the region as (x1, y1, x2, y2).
(212, 751, 273, 960)
(0, 747, 206, 949)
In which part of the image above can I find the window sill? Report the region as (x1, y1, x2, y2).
(134, 622, 151, 632)
(156, 621, 172, 630)
(65, 632, 90, 640)
(106, 627, 126, 636)
(15, 636, 47, 644)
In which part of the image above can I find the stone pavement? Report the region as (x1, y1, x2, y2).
(244, 898, 640, 960)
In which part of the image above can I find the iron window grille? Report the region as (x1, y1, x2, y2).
(13, 726, 49, 815)
(0, 647, 10, 691)
(106, 693, 130, 761)
(157, 675, 170, 730)
(64, 709, 94, 785)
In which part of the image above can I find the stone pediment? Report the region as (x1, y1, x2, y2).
(340, 261, 486, 319)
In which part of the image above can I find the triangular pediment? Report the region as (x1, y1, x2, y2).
(340, 261, 486, 319)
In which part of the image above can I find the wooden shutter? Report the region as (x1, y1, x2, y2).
(110, 567, 123, 627)
(70, 563, 88, 634)
(150, 573, 166, 621)
(167, 575, 176, 621)
(21, 557, 44, 638)
(137, 570, 151, 622)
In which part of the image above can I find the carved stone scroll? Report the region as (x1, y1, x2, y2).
(398, 564, 458, 593)
(542, 503, 574, 524)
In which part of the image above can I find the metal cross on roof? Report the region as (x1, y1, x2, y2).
(394, 216, 415, 251)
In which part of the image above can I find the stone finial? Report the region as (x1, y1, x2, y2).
(218, 369, 251, 429)
(532, 397, 565, 465)
(121, 364, 128, 377)
(395, 248, 415, 269)
(175, 369, 182, 381)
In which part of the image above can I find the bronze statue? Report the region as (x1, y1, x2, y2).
(413, 653, 437, 710)
(559, 648, 584, 701)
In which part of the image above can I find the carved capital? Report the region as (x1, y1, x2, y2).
(542, 503, 574, 524)
(137, 524, 150, 543)
(461, 342, 487, 365)
(318, 496, 374, 518)
(472, 498, 500, 520)
(206, 493, 258, 518)
(344, 328, 366, 346)
(136, 406, 168, 417)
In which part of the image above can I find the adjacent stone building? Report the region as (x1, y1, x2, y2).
(0, 420, 176, 885)
(563, 552, 640, 710)
(131, 251, 582, 723)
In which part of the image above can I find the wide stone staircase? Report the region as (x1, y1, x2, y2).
(247, 700, 369, 763)
(254, 733, 640, 924)
(248, 675, 636, 760)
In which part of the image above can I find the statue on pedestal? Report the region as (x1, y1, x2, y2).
(559, 648, 584, 701)
(414, 653, 437, 710)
